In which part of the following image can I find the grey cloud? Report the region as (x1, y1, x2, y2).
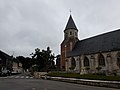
(0, 0, 120, 57)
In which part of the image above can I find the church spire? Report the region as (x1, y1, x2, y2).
(65, 15, 78, 31)
(60, 14, 79, 70)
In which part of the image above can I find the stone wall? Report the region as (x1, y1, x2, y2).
(66, 51, 120, 75)
(33, 72, 47, 78)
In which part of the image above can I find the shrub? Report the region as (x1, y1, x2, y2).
(47, 72, 120, 81)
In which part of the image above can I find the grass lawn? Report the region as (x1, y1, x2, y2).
(47, 72, 120, 81)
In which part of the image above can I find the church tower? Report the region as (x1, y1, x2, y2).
(60, 15, 79, 70)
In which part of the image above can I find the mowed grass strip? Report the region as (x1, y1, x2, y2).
(47, 72, 120, 81)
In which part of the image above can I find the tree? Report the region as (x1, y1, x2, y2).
(16, 56, 32, 71)
(31, 47, 55, 72)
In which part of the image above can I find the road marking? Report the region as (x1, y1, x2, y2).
(0, 77, 7, 79)
(21, 76, 24, 78)
(30, 77, 33, 79)
(32, 88, 36, 90)
(44, 88, 48, 90)
(0, 75, 34, 79)
(10, 76, 14, 78)
(26, 76, 29, 78)
(15, 76, 19, 78)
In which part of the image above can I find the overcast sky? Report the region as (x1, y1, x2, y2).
(0, 0, 120, 57)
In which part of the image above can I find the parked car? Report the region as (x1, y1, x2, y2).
(1, 70, 11, 76)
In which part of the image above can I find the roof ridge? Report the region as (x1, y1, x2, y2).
(80, 29, 120, 42)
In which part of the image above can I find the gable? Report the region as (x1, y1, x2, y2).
(0, 50, 12, 60)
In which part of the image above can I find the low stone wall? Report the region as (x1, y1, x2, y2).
(41, 76, 120, 89)
(33, 72, 47, 78)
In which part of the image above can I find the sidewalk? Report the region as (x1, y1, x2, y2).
(41, 76, 120, 89)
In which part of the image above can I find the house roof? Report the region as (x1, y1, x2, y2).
(64, 15, 78, 31)
(0, 50, 12, 59)
(68, 29, 120, 57)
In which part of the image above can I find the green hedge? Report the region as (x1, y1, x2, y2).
(47, 72, 120, 81)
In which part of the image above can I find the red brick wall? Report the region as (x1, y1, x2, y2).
(60, 38, 79, 70)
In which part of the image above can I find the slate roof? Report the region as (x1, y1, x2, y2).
(0, 50, 11, 59)
(64, 15, 78, 31)
(68, 29, 120, 57)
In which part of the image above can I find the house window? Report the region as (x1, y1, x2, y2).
(84, 56, 89, 67)
(98, 54, 105, 66)
(117, 58, 120, 68)
(117, 52, 120, 68)
(71, 57, 76, 67)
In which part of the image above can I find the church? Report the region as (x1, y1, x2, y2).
(60, 15, 120, 75)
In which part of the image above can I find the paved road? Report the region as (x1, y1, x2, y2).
(0, 77, 118, 90)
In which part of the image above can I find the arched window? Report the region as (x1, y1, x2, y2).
(98, 54, 105, 66)
(117, 52, 120, 68)
(71, 57, 76, 67)
(84, 56, 89, 67)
